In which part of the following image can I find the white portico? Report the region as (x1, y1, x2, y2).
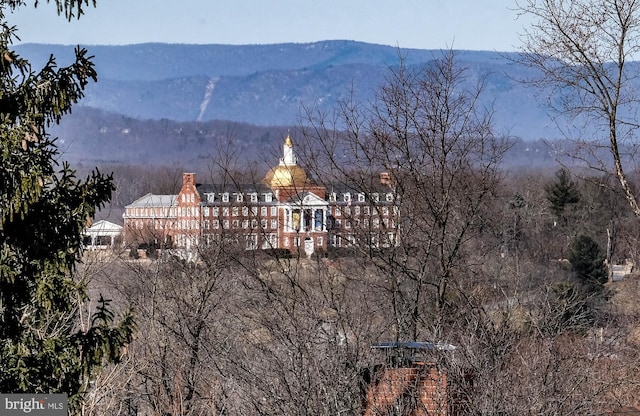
(282, 192, 329, 233)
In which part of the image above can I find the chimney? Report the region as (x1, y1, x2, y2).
(362, 342, 453, 416)
(379, 172, 392, 186)
(183, 172, 196, 186)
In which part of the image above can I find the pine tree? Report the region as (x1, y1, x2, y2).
(545, 168, 581, 223)
(0, 1, 134, 412)
(569, 234, 608, 287)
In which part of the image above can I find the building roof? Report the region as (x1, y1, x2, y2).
(126, 193, 177, 208)
(263, 133, 313, 188)
(371, 341, 456, 351)
(85, 220, 123, 236)
(196, 183, 273, 195)
(263, 164, 310, 188)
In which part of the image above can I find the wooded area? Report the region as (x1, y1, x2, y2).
(4, 0, 640, 415)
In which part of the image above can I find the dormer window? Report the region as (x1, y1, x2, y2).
(264, 193, 273, 203)
(386, 193, 394, 202)
(343, 193, 351, 202)
(371, 193, 380, 202)
(250, 193, 258, 203)
(358, 193, 365, 202)
(222, 193, 229, 202)
(236, 193, 244, 202)
(207, 193, 215, 203)
(329, 192, 337, 202)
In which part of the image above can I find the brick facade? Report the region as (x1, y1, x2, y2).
(123, 135, 398, 254)
(363, 364, 448, 416)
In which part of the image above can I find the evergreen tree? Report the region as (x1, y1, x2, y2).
(569, 234, 608, 287)
(0, 1, 134, 412)
(545, 168, 581, 222)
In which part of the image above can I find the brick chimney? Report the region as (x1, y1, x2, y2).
(379, 172, 392, 186)
(362, 342, 454, 416)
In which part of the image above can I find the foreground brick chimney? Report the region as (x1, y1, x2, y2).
(362, 342, 454, 416)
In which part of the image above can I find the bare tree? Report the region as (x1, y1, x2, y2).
(300, 51, 510, 341)
(517, 0, 640, 219)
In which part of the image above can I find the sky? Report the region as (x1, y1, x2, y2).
(8, 0, 530, 52)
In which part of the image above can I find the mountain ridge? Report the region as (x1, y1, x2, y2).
(10, 41, 590, 166)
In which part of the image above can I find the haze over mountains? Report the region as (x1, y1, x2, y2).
(14, 41, 573, 167)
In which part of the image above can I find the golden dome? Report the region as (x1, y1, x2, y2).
(263, 134, 310, 188)
(263, 165, 309, 188)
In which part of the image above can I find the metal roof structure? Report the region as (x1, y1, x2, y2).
(371, 341, 456, 351)
(126, 193, 177, 208)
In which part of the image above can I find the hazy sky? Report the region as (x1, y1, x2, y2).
(9, 0, 529, 51)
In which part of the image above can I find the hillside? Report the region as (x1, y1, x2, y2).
(15, 41, 556, 142)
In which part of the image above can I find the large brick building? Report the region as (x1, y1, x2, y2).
(123, 135, 398, 254)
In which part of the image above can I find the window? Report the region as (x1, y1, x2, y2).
(261, 219, 267, 229)
(242, 220, 249, 229)
(250, 193, 258, 202)
(181, 194, 186, 202)
(294, 236, 300, 247)
(251, 207, 258, 216)
(213, 220, 220, 229)
(223, 220, 230, 229)
(232, 220, 239, 228)
(386, 193, 393, 202)
(236, 193, 243, 202)
(372, 193, 380, 202)
(364, 206, 370, 215)
(317, 236, 323, 247)
(252, 219, 258, 229)
(373, 218, 380, 228)
(329, 192, 336, 202)
(213, 207, 219, 216)
(204, 220, 210, 229)
(343, 193, 351, 202)
(246, 234, 258, 250)
(223, 207, 229, 216)
(271, 219, 277, 229)
(264, 193, 273, 202)
(261, 206, 267, 216)
(207, 193, 215, 202)
(355, 206, 360, 215)
(358, 193, 365, 202)
(382, 206, 389, 216)
(270, 206, 277, 216)
(204, 207, 210, 216)
(232, 207, 239, 216)
(222, 193, 229, 202)
(242, 206, 249, 216)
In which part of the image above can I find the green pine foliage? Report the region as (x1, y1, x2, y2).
(545, 168, 581, 221)
(0, 1, 134, 412)
(568, 234, 608, 287)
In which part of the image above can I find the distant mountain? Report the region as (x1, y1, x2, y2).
(15, 41, 557, 140)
